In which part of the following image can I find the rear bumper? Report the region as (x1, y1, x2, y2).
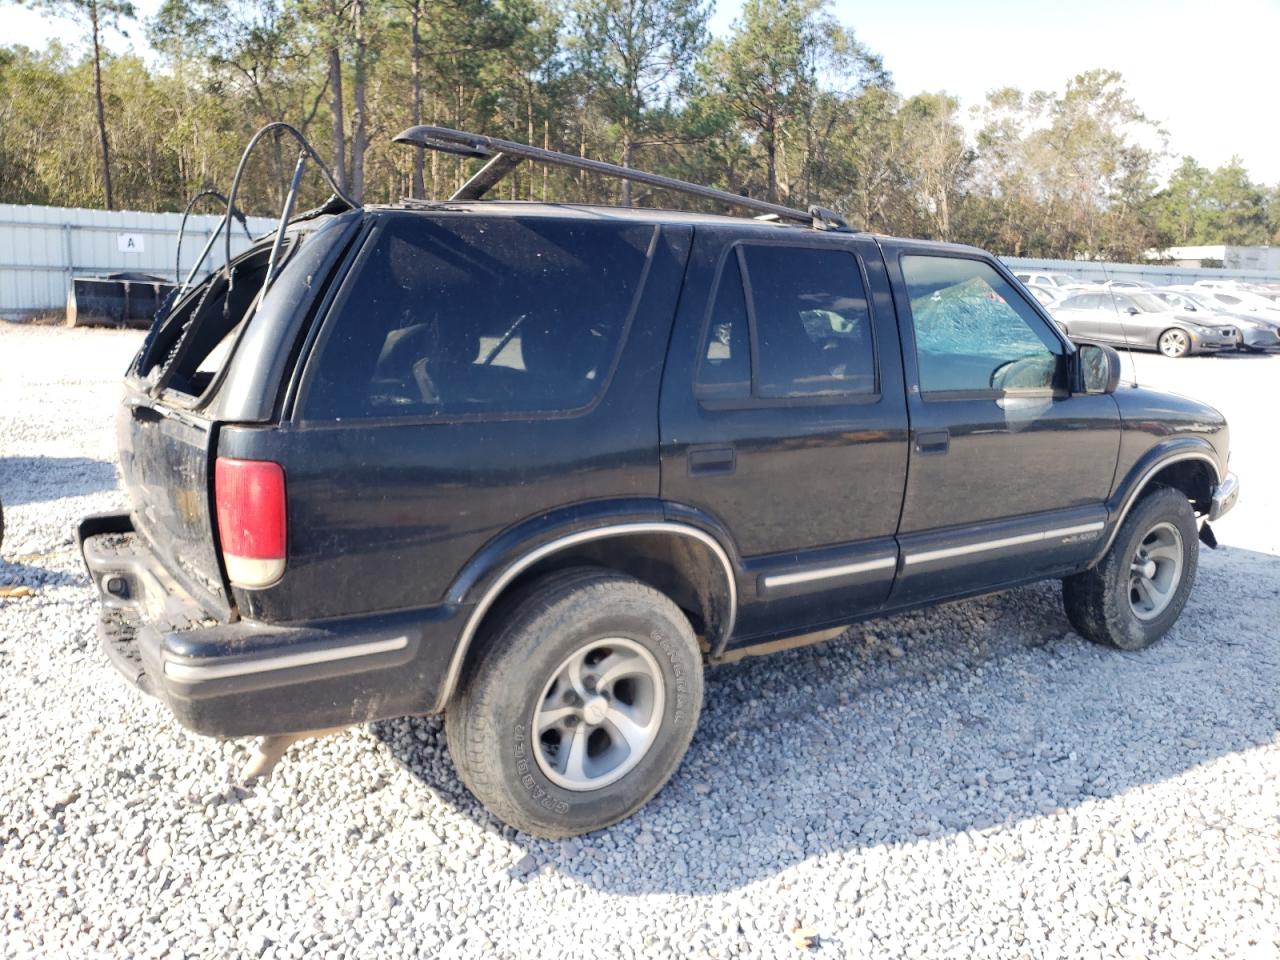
(78, 512, 468, 738)
(1238, 328, 1280, 350)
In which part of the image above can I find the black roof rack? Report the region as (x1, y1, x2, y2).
(392, 126, 850, 232)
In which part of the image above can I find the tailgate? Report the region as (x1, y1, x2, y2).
(117, 383, 232, 619)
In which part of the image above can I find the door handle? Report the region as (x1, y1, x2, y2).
(688, 446, 736, 476)
(914, 429, 950, 455)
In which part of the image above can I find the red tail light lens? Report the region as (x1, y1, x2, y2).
(214, 457, 286, 587)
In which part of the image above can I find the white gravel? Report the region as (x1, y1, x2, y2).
(1, 323, 1277, 959)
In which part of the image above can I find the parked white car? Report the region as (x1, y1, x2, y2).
(1024, 283, 1067, 307)
(1099, 279, 1156, 292)
(1183, 286, 1280, 320)
(1013, 270, 1081, 290)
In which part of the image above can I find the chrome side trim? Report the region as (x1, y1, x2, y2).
(904, 521, 1104, 567)
(1093, 451, 1222, 559)
(761, 555, 896, 589)
(435, 522, 738, 711)
(163, 634, 410, 682)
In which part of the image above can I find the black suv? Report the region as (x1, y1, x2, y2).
(80, 129, 1239, 838)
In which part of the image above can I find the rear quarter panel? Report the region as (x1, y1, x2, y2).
(221, 223, 693, 623)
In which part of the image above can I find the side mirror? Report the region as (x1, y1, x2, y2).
(1074, 342, 1121, 395)
(1125, 306, 1140, 316)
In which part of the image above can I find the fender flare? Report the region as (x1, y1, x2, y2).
(435, 506, 739, 710)
(1090, 442, 1222, 564)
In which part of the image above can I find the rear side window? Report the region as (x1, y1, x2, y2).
(695, 244, 876, 401)
(302, 216, 654, 420)
(696, 255, 751, 400)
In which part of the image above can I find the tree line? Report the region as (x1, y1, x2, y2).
(2, 0, 1278, 261)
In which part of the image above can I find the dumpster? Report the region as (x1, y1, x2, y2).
(66, 272, 177, 329)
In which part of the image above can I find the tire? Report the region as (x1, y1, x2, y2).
(445, 567, 704, 837)
(1062, 485, 1198, 650)
(1158, 328, 1191, 358)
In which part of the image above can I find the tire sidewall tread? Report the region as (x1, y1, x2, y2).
(446, 569, 703, 838)
(1063, 484, 1198, 650)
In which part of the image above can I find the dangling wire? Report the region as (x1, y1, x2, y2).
(175, 189, 253, 286)
(221, 122, 359, 311)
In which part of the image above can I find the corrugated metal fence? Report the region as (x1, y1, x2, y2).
(0, 204, 278, 319)
(1000, 256, 1280, 287)
(3, 203, 1278, 318)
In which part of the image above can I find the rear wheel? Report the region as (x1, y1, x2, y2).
(1062, 485, 1198, 650)
(445, 567, 703, 837)
(1158, 328, 1191, 358)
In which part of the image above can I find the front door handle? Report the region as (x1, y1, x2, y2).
(914, 429, 950, 455)
(688, 446, 736, 476)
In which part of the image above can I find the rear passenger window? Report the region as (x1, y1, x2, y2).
(743, 246, 875, 398)
(302, 216, 654, 420)
(695, 244, 876, 401)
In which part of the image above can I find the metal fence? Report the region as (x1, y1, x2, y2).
(3, 203, 1277, 319)
(1000, 256, 1280, 287)
(0, 203, 278, 319)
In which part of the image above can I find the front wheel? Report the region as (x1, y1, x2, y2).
(1158, 327, 1192, 358)
(1062, 485, 1198, 650)
(445, 568, 703, 837)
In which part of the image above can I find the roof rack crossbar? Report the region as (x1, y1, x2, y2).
(451, 152, 523, 201)
(394, 125, 848, 230)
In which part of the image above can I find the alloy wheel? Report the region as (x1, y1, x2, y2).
(1128, 521, 1184, 621)
(532, 637, 665, 791)
(1159, 329, 1189, 357)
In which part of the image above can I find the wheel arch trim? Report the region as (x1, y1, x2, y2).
(434, 521, 737, 711)
(1091, 447, 1221, 564)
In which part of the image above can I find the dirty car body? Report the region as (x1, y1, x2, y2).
(79, 129, 1239, 836)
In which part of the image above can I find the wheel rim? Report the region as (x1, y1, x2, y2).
(532, 637, 665, 792)
(1159, 330, 1188, 357)
(1128, 521, 1184, 621)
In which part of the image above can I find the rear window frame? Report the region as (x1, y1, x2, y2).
(132, 238, 291, 409)
(694, 239, 882, 411)
(292, 211, 660, 428)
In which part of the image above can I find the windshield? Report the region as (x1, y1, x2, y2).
(1130, 293, 1170, 313)
(1051, 274, 1076, 286)
(1229, 291, 1276, 309)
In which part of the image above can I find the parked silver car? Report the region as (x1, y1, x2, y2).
(1153, 288, 1280, 352)
(1050, 291, 1237, 357)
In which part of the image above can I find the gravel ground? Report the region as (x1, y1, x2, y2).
(1, 323, 1277, 959)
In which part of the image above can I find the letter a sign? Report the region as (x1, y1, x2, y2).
(117, 233, 144, 253)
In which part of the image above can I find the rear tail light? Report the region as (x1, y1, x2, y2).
(214, 457, 286, 588)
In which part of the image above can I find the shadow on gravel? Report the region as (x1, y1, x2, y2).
(0, 559, 84, 588)
(0, 456, 118, 506)
(375, 545, 1280, 895)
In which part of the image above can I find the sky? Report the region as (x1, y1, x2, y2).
(6, 0, 1279, 185)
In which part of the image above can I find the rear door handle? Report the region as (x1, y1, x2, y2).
(688, 446, 736, 476)
(914, 429, 950, 455)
